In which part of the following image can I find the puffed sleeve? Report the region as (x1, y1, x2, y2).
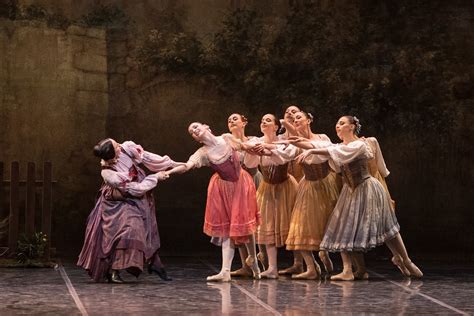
(122, 141, 175, 171)
(125, 174, 159, 197)
(187, 147, 209, 168)
(367, 137, 390, 177)
(269, 143, 299, 164)
(101, 169, 129, 188)
(327, 140, 371, 166)
(304, 139, 333, 164)
(101, 169, 159, 197)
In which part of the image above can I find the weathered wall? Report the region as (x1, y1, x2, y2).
(0, 18, 109, 250)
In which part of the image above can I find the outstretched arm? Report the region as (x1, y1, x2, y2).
(274, 136, 315, 150)
(296, 147, 330, 164)
(166, 161, 196, 175)
(101, 169, 169, 197)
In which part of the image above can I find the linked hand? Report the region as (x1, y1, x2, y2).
(156, 171, 170, 181)
(296, 151, 312, 164)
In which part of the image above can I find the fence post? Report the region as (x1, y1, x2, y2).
(42, 162, 52, 259)
(25, 162, 36, 238)
(8, 162, 20, 253)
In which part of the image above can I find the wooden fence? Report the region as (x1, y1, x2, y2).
(0, 162, 54, 259)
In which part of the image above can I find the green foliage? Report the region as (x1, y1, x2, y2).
(137, 2, 470, 140)
(17, 232, 48, 264)
(78, 4, 129, 28)
(137, 29, 204, 77)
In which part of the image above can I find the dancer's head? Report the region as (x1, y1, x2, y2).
(260, 114, 281, 136)
(293, 111, 314, 132)
(336, 116, 361, 140)
(93, 138, 119, 161)
(283, 105, 301, 124)
(188, 122, 211, 142)
(227, 113, 248, 133)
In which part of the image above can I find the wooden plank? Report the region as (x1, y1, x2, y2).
(0, 162, 3, 215)
(8, 162, 20, 253)
(41, 162, 52, 259)
(25, 162, 35, 237)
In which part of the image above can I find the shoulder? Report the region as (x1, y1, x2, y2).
(317, 134, 332, 142)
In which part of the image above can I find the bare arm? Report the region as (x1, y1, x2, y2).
(166, 161, 196, 175)
(280, 119, 297, 136)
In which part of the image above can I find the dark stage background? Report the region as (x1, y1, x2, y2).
(0, 0, 472, 259)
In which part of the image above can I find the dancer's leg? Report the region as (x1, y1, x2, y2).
(207, 238, 234, 282)
(318, 250, 334, 274)
(261, 244, 278, 279)
(293, 250, 321, 280)
(386, 233, 423, 278)
(278, 250, 304, 275)
(244, 234, 261, 279)
(351, 252, 368, 280)
(330, 251, 354, 281)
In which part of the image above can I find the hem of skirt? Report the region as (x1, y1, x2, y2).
(320, 225, 400, 252)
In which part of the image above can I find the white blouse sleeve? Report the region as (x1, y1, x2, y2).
(124, 174, 159, 197)
(367, 137, 390, 177)
(269, 144, 299, 164)
(101, 169, 129, 187)
(187, 147, 209, 169)
(122, 141, 174, 171)
(327, 140, 372, 166)
(303, 139, 333, 164)
(101, 169, 159, 197)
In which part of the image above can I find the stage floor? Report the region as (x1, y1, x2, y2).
(1, 257, 473, 315)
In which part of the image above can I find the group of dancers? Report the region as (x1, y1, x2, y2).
(77, 105, 423, 283)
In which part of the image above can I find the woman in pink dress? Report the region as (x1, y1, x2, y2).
(166, 122, 261, 282)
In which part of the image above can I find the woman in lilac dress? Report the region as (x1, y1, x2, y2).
(166, 122, 261, 282)
(77, 138, 179, 283)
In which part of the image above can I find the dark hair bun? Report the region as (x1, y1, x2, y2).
(93, 139, 115, 160)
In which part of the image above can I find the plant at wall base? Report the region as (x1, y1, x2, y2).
(16, 232, 48, 264)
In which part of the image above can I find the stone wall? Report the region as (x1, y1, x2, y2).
(0, 18, 109, 250)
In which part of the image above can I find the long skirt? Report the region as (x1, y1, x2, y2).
(77, 189, 161, 282)
(320, 177, 399, 252)
(286, 172, 340, 251)
(204, 169, 260, 245)
(256, 176, 298, 247)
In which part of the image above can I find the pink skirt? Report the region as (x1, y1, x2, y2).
(204, 169, 260, 244)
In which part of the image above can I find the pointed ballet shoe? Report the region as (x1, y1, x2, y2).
(207, 271, 231, 282)
(330, 271, 354, 281)
(245, 256, 261, 280)
(319, 251, 334, 273)
(278, 263, 304, 275)
(107, 271, 124, 284)
(230, 267, 252, 277)
(404, 260, 423, 278)
(391, 256, 411, 277)
(260, 269, 278, 279)
(353, 271, 369, 280)
(148, 265, 172, 281)
(257, 252, 267, 271)
(292, 270, 318, 280)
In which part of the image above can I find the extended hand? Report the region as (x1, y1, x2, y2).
(156, 171, 170, 181)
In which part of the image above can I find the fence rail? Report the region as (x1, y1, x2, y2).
(0, 161, 54, 259)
